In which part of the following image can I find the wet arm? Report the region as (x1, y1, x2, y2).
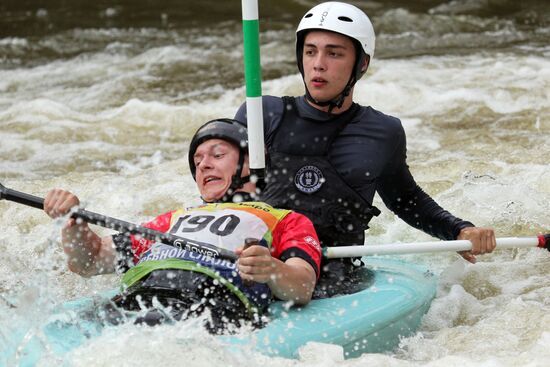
(377, 134, 474, 241)
(44, 189, 117, 277)
(267, 257, 316, 305)
(236, 213, 320, 306)
(236, 246, 316, 305)
(61, 222, 117, 277)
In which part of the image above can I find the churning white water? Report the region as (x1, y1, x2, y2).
(1, 1, 549, 366)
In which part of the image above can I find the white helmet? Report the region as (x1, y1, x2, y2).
(296, 1, 375, 60)
(296, 2, 376, 110)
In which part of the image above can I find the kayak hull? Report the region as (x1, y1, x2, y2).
(4, 257, 436, 364)
(226, 257, 437, 358)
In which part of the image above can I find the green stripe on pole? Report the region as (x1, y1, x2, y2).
(242, 19, 262, 97)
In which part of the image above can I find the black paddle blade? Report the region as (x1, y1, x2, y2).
(0, 183, 44, 209)
(540, 233, 550, 251)
(0, 182, 7, 199)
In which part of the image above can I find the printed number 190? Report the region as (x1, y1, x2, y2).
(170, 214, 240, 236)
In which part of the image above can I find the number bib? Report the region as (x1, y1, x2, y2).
(121, 202, 292, 312)
(169, 210, 262, 251)
(168, 202, 290, 251)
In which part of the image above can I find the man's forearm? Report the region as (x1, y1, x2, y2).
(385, 184, 474, 240)
(62, 224, 116, 277)
(267, 258, 316, 305)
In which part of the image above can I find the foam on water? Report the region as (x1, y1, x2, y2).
(355, 54, 549, 118)
(1, 47, 549, 366)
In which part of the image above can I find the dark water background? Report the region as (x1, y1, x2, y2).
(1, 0, 549, 106)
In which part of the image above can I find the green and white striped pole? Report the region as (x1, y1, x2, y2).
(241, 0, 265, 185)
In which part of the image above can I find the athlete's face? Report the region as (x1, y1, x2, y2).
(302, 31, 356, 107)
(194, 139, 249, 202)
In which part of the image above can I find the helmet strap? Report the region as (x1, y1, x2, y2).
(223, 151, 251, 202)
(304, 73, 356, 114)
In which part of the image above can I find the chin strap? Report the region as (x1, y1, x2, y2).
(305, 82, 353, 114)
(304, 69, 357, 114)
(228, 151, 249, 193)
(226, 174, 250, 194)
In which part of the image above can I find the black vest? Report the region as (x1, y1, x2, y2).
(261, 97, 380, 248)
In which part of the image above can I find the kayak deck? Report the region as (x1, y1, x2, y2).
(4, 257, 436, 364)
(226, 257, 437, 358)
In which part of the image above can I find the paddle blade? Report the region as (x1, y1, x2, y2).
(0, 183, 44, 209)
(0, 182, 6, 200)
(539, 233, 550, 251)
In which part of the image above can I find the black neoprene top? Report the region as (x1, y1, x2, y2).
(235, 95, 474, 242)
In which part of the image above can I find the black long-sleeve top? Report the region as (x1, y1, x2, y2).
(235, 95, 473, 241)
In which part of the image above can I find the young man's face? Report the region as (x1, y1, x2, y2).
(193, 139, 248, 202)
(302, 30, 356, 104)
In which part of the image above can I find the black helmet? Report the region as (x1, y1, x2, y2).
(188, 118, 249, 196)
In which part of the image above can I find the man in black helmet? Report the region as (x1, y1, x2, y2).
(234, 2, 496, 297)
(43, 118, 321, 333)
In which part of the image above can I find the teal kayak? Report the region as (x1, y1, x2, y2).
(226, 257, 437, 358)
(4, 257, 436, 365)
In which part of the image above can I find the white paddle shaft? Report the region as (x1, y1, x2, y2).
(325, 237, 543, 258)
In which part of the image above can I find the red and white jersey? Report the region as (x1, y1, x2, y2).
(126, 201, 321, 277)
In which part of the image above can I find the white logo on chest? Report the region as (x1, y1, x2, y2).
(294, 165, 325, 194)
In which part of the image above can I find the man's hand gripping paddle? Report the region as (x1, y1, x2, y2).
(0, 182, 238, 261)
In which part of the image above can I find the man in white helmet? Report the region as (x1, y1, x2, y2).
(235, 2, 496, 297)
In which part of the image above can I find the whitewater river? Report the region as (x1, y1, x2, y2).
(1, 1, 549, 366)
